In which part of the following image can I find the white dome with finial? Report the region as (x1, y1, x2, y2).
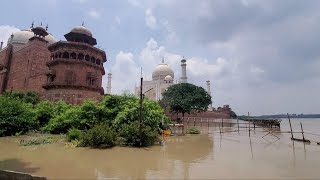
(7, 28, 56, 45)
(164, 75, 173, 81)
(152, 59, 174, 81)
(71, 25, 92, 37)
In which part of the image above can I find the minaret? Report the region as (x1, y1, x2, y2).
(0, 41, 3, 50)
(206, 80, 213, 111)
(106, 72, 112, 94)
(180, 57, 187, 83)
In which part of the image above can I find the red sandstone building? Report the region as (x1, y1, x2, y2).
(0, 24, 106, 104)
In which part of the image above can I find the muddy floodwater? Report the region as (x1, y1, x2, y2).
(1, 118, 320, 179)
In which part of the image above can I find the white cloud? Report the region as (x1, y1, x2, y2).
(128, 0, 142, 7)
(111, 51, 140, 94)
(72, 0, 87, 4)
(115, 16, 121, 25)
(0, 25, 20, 48)
(161, 20, 179, 44)
(87, 9, 101, 19)
(145, 8, 157, 29)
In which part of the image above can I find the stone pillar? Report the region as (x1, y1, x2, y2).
(106, 72, 112, 94)
(206, 80, 213, 111)
(180, 58, 187, 83)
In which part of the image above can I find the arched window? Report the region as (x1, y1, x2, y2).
(85, 55, 90, 61)
(96, 59, 101, 65)
(58, 52, 62, 58)
(63, 52, 69, 59)
(78, 53, 84, 60)
(55, 53, 58, 59)
(51, 54, 54, 60)
(65, 70, 76, 85)
(70, 52, 77, 59)
(91, 57, 96, 63)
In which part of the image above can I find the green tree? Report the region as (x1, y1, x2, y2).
(162, 83, 212, 118)
(2, 91, 40, 105)
(0, 96, 37, 136)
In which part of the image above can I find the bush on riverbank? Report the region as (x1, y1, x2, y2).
(0, 96, 37, 136)
(80, 124, 117, 148)
(119, 121, 159, 147)
(0, 92, 170, 147)
(66, 128, 82, 142)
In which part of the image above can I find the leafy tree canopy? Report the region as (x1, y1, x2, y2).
(162, 83, 212, 116)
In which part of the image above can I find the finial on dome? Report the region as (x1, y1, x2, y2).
(82, 21, 84, 26)
(162, 57, 164, 63)
(46, 24, 48, 31)
(40, 22, 42, 26)
(31, 21, 34, 28)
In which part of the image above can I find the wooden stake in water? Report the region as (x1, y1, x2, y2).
(248, 112, 251, 137)
(287, 113, 294, 139)
(237, 118, 240, 134)
(222, 118, 224, 128)
(300, 122, 305, 142)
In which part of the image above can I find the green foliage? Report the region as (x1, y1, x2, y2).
(0, 96, 37, 136)
(162, 83, 212, 116)
(34, 100, 71, 128)
(66, 128, 82, 142)
(20, 137, 54, 146)
(43, 100, 108, 133)
(186, 127, 201, 134)
(119, 121, 159, 147)
(2, 91, 40, 105)
(80, 124, 117, 148)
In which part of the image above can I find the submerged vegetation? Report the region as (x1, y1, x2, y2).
(186, 127, 201, 134)
(0, 91, 170, 147)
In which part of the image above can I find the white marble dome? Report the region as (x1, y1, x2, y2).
(164, 75, 173, 82)
(7, 29, 56, 45)
(152, 63, 174, 81)
(70, 26, 92, 37)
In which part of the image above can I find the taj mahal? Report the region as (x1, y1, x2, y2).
(133, 58, 214, 111)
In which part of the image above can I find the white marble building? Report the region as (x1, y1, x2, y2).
(135, 59, 177, 100)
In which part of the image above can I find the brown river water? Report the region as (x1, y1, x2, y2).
(0, 118, 320, 179)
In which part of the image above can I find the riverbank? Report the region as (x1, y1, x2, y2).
(1, 119, 320, 179)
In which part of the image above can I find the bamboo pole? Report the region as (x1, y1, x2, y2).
(287, 113, 294, 139)
(300, 122, 305, 142)
(222, 118, 224, 128)
(248, 112, 251, 137)
(237, 118, 240, 134)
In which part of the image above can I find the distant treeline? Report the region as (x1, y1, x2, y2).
(239, 114, 320, 119)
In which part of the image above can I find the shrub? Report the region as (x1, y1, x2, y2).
(119, 121, 159, 147)
(43, 100, 109, 134)
(0, 96, 37, 136)
(81, 124, 117, 148)
(2, 91, 40, 105)
(187, 127, 201, 134)
(34, 100, 71, 128)
(66, 128, 82, 142)
(41, 106, 79, 134)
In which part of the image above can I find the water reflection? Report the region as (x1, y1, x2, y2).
(0, 159, 40, 174)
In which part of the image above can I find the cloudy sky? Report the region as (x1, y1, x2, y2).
(1, 0, 320, 115)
